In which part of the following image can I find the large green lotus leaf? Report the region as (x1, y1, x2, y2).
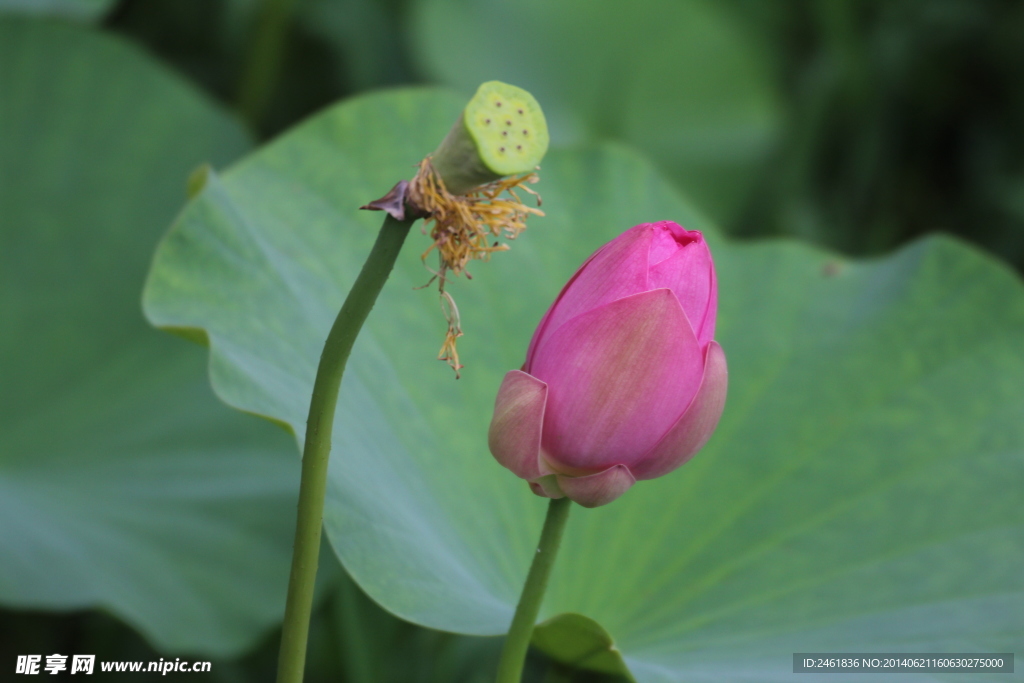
(0, 0, 113, 21)
(410, 0, 781, 225)
(144, 89, 1024, 681)
(0, 18, 302, 655)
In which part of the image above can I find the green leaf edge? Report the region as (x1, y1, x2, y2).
(533, 613, 635, 681)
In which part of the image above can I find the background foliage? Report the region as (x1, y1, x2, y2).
(2, 1, 1022, 681)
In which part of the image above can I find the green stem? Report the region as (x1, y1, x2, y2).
(276, 214, 414, 683)
(495, 497, 573, 683)
(236, 0, 300, 131)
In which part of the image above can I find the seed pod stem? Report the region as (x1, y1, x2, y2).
(276, 214, 414, 683)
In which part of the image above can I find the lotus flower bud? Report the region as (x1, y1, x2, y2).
(488, 221, 727, 508)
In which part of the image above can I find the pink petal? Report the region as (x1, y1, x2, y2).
(525, 226, 651, 370)
(488, 370, 548, 480)
(630, 341, 728, 480)
(648, 220, 700, 264)
(531, 288, 705, 471)
(648, 234, 716, 346)
(557, 465, 636, 508)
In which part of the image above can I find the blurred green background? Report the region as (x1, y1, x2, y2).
(2, 0, 1022, 681)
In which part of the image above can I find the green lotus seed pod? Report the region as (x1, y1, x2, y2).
(464, 81, 549, 175)
(431, 81, 549, 195)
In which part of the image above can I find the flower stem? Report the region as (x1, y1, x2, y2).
(276, 214, 414, 683)
(495, 496, 572, 683)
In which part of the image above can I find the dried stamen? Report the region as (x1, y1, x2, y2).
(437, 289, 464, 378)
(407, 158, 543, 375)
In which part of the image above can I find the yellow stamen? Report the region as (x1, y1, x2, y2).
(408, 158, 543, 375)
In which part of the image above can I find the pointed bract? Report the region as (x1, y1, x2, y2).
(529, 475, 565, 500)
(557, 465, 636, 508)
(488, 370, 548, 480)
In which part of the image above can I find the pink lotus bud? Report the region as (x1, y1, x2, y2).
(488, 221, 727, 508)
